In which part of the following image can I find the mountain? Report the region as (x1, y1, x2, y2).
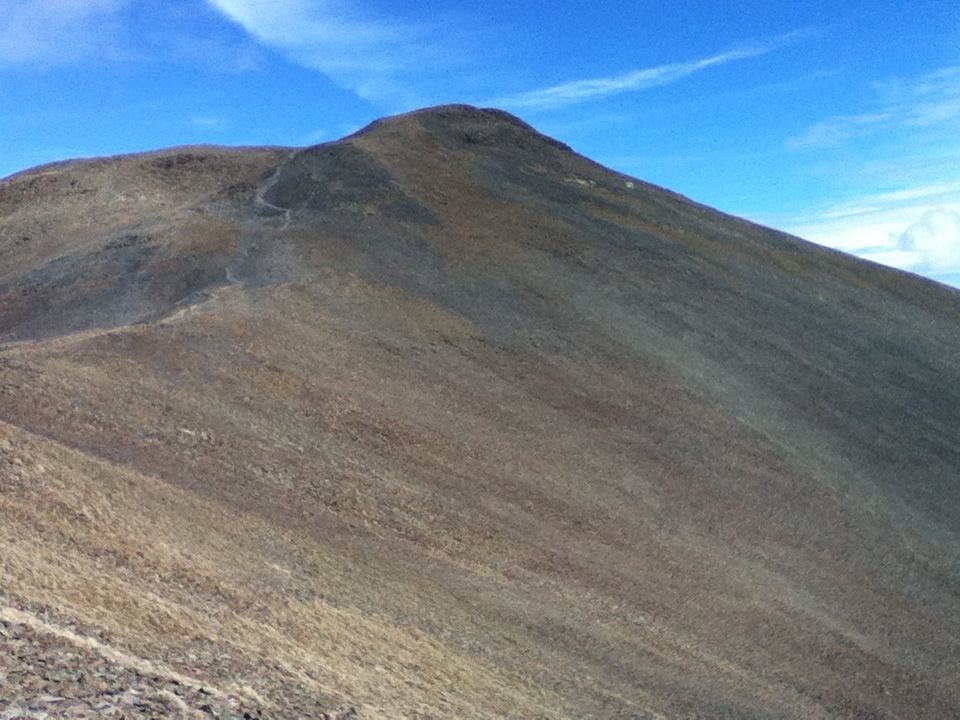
(2, 104, 959, 719)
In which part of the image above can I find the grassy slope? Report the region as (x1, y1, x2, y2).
(2, 106, 960, 718)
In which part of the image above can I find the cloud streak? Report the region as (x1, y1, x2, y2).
(204, 5, 809, 112)
(495, 46, 770, 111)
(206, 0, 460, 107)
(493, 32, 811, 112)
(885, 209, 960, 272)
(777, 182, 960, 284)
(777, 65, 960, 286)
(0, 0, 128, 65)
(788, 66, 960, 148)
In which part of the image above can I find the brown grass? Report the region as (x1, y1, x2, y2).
(3, 106, 960, 719)
(1, 418, 570, 718)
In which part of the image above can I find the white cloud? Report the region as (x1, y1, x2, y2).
(810, 183, 960, 225)
(205, 3, 809, 112)
(781, 191, 960, 285)
(496, 45, 775, 112)
(789, 65, 960, 149)
(0, 0, 128, 65)
(491, 30, 812, 112)
(786, 179, 960, 237)
(205, 0, 458, 106)
(777, 65, 960, 287)
(189, 115, 226, 129)
(890, 209, 960, 272)
(786, 112, 892, 149)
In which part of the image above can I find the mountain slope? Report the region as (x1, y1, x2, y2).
(2, 105, 959, 719)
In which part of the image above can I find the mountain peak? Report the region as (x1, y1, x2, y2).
(2, 106, 960, 719)
(346, 103, 576, 155)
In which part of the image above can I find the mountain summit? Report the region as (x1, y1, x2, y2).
(2, 105, 959, 718)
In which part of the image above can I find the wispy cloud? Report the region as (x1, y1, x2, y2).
(788, 66, 960, 148)
(813, 182, 960, 222)
(775, 181, 960, 285)
(787, 112, 892, 149)
(875, 209, 960, 273)
(0, 0, 263, 70)
(189, 115, 226, 129)
(0, 0, 129, 65)
(494, 33, 805, 112)
(495, 48, 762, 111)
(205, 0, 463, 107)
(777, 64, 960, 286)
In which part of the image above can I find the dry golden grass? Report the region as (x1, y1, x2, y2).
(3, 106, 960, 719)
(1, 418, 570, 718)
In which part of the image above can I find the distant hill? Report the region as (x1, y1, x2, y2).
(2, 104, 959, 719)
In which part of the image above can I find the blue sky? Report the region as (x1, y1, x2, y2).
(2, 1, 960, 287)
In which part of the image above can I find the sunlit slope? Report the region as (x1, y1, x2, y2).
(2, 105, 959, 718)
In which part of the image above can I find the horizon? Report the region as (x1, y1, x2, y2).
(2, 0, 959, 288)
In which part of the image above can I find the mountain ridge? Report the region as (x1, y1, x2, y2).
(1, 104, 959, 719)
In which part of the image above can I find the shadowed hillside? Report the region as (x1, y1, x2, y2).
(2, 105, 959, 719)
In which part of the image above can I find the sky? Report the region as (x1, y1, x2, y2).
(2, 1, 960, 288)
